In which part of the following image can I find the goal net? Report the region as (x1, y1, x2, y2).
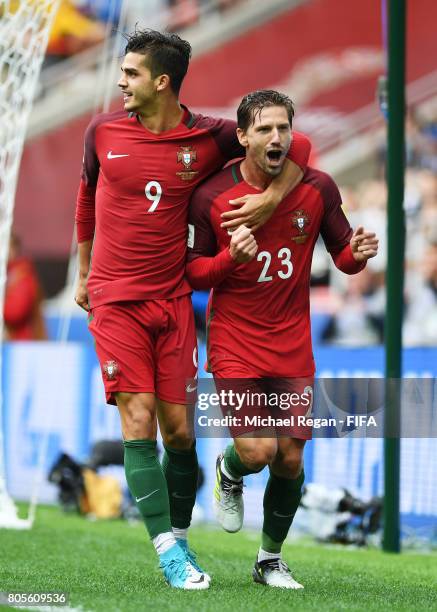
(0, 0, 60, 528)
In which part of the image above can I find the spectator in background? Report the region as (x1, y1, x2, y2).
(44, 0, 105, 66)
(321, 267, 384, 346)
(404, 241, 437, 346)
(76, 0, 122, 25)
(319, 182, 385, 347)
(405, 107, 437, 173)
(167, 0, 199, 31)
(3, 232, 47, 341)
(418, 171, 437, 244)
(377, 106, 437, 175)
(166, 0, 246, 31)
(217, 0, 245, 11)
(320, 162, 437, 348)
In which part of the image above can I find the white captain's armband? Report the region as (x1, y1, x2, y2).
(188, 224, 195, 248)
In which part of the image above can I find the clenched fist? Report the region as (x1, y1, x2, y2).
(350, 225, 379, 263)
(74, 278, 90, 312)
(229, 225, 258, 264)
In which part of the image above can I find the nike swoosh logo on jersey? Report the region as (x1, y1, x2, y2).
(135, 489, 159, 503)
(186, 383, 197, 392)
(107, 151, 129, 159)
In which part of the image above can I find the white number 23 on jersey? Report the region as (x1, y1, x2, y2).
(257, 248, 293, 282)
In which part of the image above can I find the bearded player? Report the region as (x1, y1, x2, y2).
(74, 29, 311, 589)
(186, 90, 378, 589)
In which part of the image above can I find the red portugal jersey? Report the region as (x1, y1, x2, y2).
(75, 107, 310, 308)
(187, 163, 364, 377)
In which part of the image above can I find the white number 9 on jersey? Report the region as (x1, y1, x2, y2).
(145, 180, 162, 212)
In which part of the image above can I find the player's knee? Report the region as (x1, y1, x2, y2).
(161, 425, 194, 450)
(238, 442, 276, 471)
(116, 392, 155, 439)
(276, 453, 303, 479)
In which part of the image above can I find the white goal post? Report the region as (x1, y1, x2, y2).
(0, 0, 60, 528)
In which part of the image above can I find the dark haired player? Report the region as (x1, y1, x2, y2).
(74, 30, 311, 589)
(187, 90, 378, 589)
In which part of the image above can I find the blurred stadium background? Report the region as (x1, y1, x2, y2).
(1, 0, 437, 552)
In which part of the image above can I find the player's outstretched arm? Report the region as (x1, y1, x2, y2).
(221, 132, 311, 232)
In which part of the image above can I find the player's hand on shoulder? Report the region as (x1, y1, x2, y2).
(229, 225, 258, 264)
(221, 192, 276, 232)
(75, 279, 90, 312)
(350, 225, 379, 262)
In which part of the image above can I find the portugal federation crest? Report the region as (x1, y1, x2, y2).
(291, 209, 310, 243)
(177, 146, 199, 181)
(103, 360, 119, 380)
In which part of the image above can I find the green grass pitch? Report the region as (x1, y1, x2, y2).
(1, 506, 436, 611)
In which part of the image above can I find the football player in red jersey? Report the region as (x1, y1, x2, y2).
(74, 30, 311, 589)
(187, 90, 378, 589)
